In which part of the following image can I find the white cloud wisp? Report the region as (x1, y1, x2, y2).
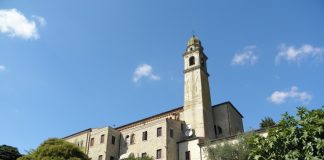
(231, 45, 258, 66)
(32, 15, 46, 27)
(268, 86, 312, 104)
(0, 65, 6, 72)
(276, 44, 324, 64)
(0, 9, 45, 39)
(133, 64, 160, 83)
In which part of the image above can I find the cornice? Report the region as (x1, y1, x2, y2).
(184, 65, 209, 77)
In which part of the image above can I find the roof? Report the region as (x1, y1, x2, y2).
(177, 137, 202, 144)
(115, 106, 184, 131)
(116, 101, 244, 131)
(212, 101, 244, 118)
(63, 101, 243, 136)
(62, 128, 92, 139)
(197, 128, 269, 146)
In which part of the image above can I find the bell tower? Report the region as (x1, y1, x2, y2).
(183, 36, 215, 139)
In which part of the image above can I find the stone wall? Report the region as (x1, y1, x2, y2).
(166, 119, 185, 160)
(212, 102, 244, 138)
(119, 118, 168, 159)
(179, 138, 202, 160)
(228, 104, 244, 135)
(64, 129, 91, 154)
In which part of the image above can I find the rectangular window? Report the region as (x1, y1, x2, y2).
(156, 149, 162, 159)
(110, 156, 114, 160)
(100, 134, 105, 144)
(90, 138, 94, 146)
(157, 127, 162, 137)
(170, 129, 174, 138)
(142, 131, 147, 141)
(141, 153, 147, 157)
(181, 124, 184, 131)
(98, 155, 103, 160)
(185, 151, 190, 160)
(111, 136, 115, 145)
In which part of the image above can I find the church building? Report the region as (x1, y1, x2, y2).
(63, 36, 244, 160)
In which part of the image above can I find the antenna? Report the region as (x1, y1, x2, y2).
(183, 124, 194, 137)
(186, 124, 192, 130)
(192, 30, 195, 37)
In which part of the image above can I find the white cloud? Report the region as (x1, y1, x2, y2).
(231, 45, 258, 66)
(276, 44, 324, 64)
(133, 64, 160, 83)
(32, 15, 46, 27)
(0, 65, 6, 72)
(268, 86, 312, 104)
(0, 8, 45, 39)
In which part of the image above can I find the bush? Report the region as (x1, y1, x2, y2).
(0, 145, 22, 160)
(205, 133, 254, 160)
(18, 138, 90, 160)
(122, 153, 154, 160)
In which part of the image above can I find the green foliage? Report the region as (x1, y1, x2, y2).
(259, 117, 276, 129)
(17, 138, 90, 160)
(122, 153, 154, 160)
(205, 134, 254, 160)
(16, 155, 33, 160)
(249, 106, 324, 160)
(0, 145, 22, 160)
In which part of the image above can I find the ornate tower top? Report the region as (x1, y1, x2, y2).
(183, 36, 208, 76)
(185, 35, 205, 55)
(187, 35, 201, 46)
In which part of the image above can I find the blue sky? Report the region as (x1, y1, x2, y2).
(0, 0, 323, 153)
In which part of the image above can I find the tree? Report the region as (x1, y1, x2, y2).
(122, 153, 154, 160)
(18, 138, 90, 160)
(205, 134, 254, 160)
(249, 106, 324, 160)
(0, 145, 22, 160)
(259, 116, 276, 128)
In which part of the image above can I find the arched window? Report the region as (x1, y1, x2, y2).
(125, 135, 130, 145)
(189, 56, 195, 66)
(217, 126, 223, 135)
(130, 134, 135, 144)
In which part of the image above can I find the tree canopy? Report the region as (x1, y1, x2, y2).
(259, 116, 276, 129)
(249, 106, 324, 160)
(0, 145, 22, 160)
(18, 138, 90, 160)
(205, 106, 323, 160)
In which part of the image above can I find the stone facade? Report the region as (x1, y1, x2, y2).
(212, 102, 244, 138)
(63, 37, 244, 160)
(64, 127, 120, 160)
